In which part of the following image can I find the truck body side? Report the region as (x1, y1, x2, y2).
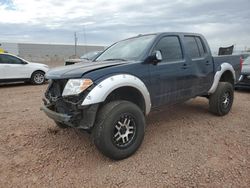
(81, 33, 240, 109)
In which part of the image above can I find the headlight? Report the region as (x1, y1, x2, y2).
(62, 79, 93, 96)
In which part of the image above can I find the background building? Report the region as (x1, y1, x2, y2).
(1, 42, 105, 67)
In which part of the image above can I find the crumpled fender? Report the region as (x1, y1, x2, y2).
(82, 74, 151, 115)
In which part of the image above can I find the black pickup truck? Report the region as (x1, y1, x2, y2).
(41, 32, 241, 160)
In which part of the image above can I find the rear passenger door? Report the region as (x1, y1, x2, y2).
(183, 36, 213, 95)
(149, 35, 193, 107)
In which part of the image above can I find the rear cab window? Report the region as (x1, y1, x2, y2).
(184, 36, 207, 59)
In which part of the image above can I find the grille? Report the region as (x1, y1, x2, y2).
(45, 79, 74, 114)
(44, 79, 91, 115)
(45, 79, 68, 101)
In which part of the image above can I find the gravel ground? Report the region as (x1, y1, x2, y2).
(0, 83, 249, 187)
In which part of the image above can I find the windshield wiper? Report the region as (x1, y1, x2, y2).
(103, 58, 127, 61)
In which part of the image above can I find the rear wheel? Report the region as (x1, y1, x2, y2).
(209, 82, 234, 116)
(92, 100, 145, 160)
(31, 71, 45, 85)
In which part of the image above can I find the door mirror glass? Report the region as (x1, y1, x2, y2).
(155, 50, 163, 61)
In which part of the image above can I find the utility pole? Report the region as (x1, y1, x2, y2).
(74, 32, 78, 57)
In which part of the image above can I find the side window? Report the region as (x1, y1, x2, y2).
(154, 36, 183, 62)
(0, 55, 3, 64)
(0, 54, 8, 64)
(0, 54, 23, 64)
(184, 36, 200, 58)
(195, 37, 206, 57)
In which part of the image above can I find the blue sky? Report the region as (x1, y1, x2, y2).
(0, 0, 14, 9)
(0, 0, 249, 52)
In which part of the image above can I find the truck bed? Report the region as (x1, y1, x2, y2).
(213, 55, 241, 81)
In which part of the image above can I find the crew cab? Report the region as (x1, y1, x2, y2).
(0, 53, 49, 85)
(41, 32, 241, 160)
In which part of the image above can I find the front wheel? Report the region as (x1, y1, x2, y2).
(92, 100, 145, 160)
(209, 82, 234, 116)
(31, 71, 45, 85)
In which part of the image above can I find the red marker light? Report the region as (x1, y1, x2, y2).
(240, 56, 243, 72)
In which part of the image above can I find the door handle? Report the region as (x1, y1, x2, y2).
(205, 61, 210, 65)
(182, 63, 189, 69)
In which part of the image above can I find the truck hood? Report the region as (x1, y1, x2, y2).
(46, 61, 128, 79)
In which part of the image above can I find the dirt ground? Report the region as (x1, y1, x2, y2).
(0, 83, 249, 188)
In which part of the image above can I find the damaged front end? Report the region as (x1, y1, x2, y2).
(41, 79, 99, 130)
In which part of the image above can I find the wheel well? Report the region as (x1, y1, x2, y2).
(31, 70, 45, 78)
(104, 86, 146, 114)
(33, 70, 45, 74)
(219, 70, 234, 86)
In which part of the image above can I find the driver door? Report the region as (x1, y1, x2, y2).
(149, 35, 190, 107)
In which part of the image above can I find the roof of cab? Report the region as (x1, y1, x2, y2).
(124, 32, 204, 40)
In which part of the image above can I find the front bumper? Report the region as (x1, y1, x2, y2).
(41, 105, 73, 126)
(41, 100, 99, 130)
(42, 79, 99, 129)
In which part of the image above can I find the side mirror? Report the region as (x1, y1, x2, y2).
(147, 50, 162, 65)
(154, 50, 163, 61)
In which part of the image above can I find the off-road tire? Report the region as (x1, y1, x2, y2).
(209, 82, 234, 116)
(92, 100, 145, 160)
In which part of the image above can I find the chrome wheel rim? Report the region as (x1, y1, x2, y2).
(34, 73, 44, 84)
(113, 114, 136, 148)
(222, 91, 231, 109)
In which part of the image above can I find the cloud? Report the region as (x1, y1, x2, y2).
(0, 0, 249, 52)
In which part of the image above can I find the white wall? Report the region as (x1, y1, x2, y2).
(1, 43, 19, 55)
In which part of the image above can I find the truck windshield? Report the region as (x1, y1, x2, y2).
(95, 35, 156, 62)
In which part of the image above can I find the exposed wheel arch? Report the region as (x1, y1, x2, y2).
(30, 70, 45, 78)
(219, 70, 234, 86)
(103, 86, 146, 114)
(208, 63, 235, 94)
